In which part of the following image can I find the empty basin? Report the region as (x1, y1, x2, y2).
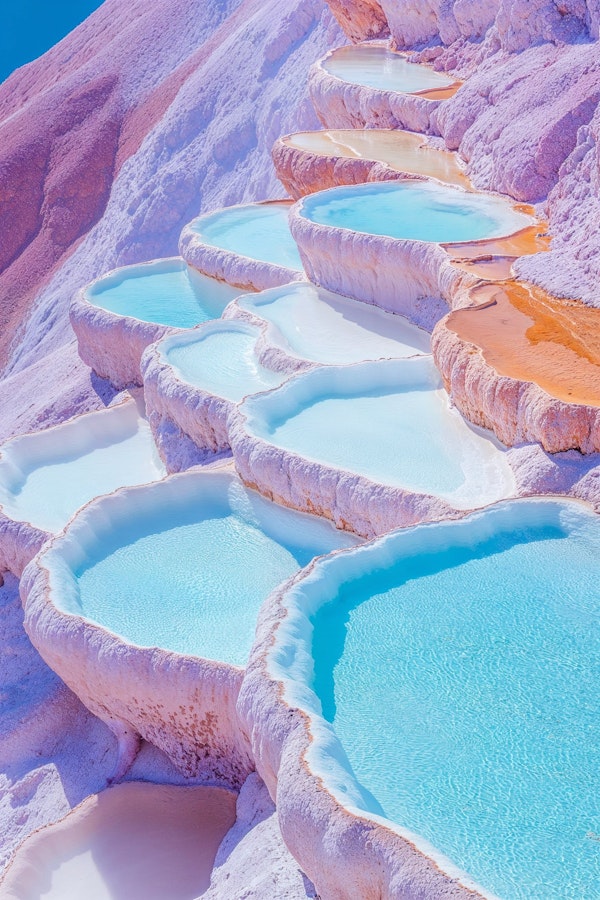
(233, 282, 431, 364)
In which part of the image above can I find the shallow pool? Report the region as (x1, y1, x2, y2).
(307, 500, 600, 899)
(322, 44, 455, 94)
(0, 402, 165, 533)
(300, 180, 533, 244)
(86, 258, 241, 328)
(190, 202, 304, 271)
(164, 323, 286, 401)
(237, 283, 431, 364)
(247, 358, 513, 508)
(65, 473, 356, 664)
(286, 129, 470, 189)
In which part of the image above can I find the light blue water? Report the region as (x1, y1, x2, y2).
(1, 1, 104, 84)
(166, 330, 285, 401)
(88, 261, 240, 328)
(323, 44, 454, 93)
(311, 512, 600, 898)
(74, 489, 351, 664)
(301, 181, 531, 244)
(0, 416, 164, 533)
(266, 389, 471, 495)
(192, 204, 304, 271)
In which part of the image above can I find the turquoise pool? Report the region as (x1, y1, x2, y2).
(69, 474, 356, 665)
(86, 258, 241, 328)
(300, 181, 533, 244)
(304, 500, 600, 898)
(190, 202, 304, 272)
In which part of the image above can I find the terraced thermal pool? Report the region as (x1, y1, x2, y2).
(300, 180, 533, 244)
(303, 500, 600, 899)
(322, 44, 457, 94)
(189, 201, 304, 271)
(63, 473, 356, 664)
(85, 258, 241, 327)
(0, 402, 165, 533)
(244, 358, 514, 508)
(284, 129, 471, 188)
(161, 322, 286, 401)
(235, 282, 431, 363)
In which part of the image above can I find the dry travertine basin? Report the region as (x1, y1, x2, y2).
(433, 280, 600, 453)
(273, 128, 472, 198)
(0, 396, 165, 577)
(229, 355, 516, 538)
(71, 257, 243, 388)
(179, 200, 305, 292)
(309, 42, 462, 134)
(21, 466, 357, 784)
(0, 783, 236, 900)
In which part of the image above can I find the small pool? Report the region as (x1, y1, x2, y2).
(0, 783, 236, 900)
(236, 283, 431, 364)
(285, 129, 470, 189)
(57, 472, 357, 664)
(244, 358, 513, 509)
(0, 401, 165, 534)
(86, 258, 242, 328)
(299, 181, 533, 245)
(190, 202, 304, 272)
(322, 44, 456, 94)
(294, 499, 600, 899)
(162, 322, 286, 402)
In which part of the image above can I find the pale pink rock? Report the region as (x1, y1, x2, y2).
(179, 202, 305, 293)
(309, 47, 450, 132)
(432, 318, 600, 453)
(20, 469, 255, 788)
(323, 0, 389, 41)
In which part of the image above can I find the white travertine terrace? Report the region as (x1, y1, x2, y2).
(309, 43, 460, 133)
(21, 467, 357, 784)
(0, 397, 165, 577)
(239, 499, 587, 899)
(229, 356, 516, 539)
(226, 281, 432, 365)
(179, 200, 305, 292)
(142, 320, 293, 470)
(289, 181, 537, 326)
(71, 257, 242, 389)
(272, 128, 471, 199)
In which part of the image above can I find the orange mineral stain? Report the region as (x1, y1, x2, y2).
(447, 281, 600, 407)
